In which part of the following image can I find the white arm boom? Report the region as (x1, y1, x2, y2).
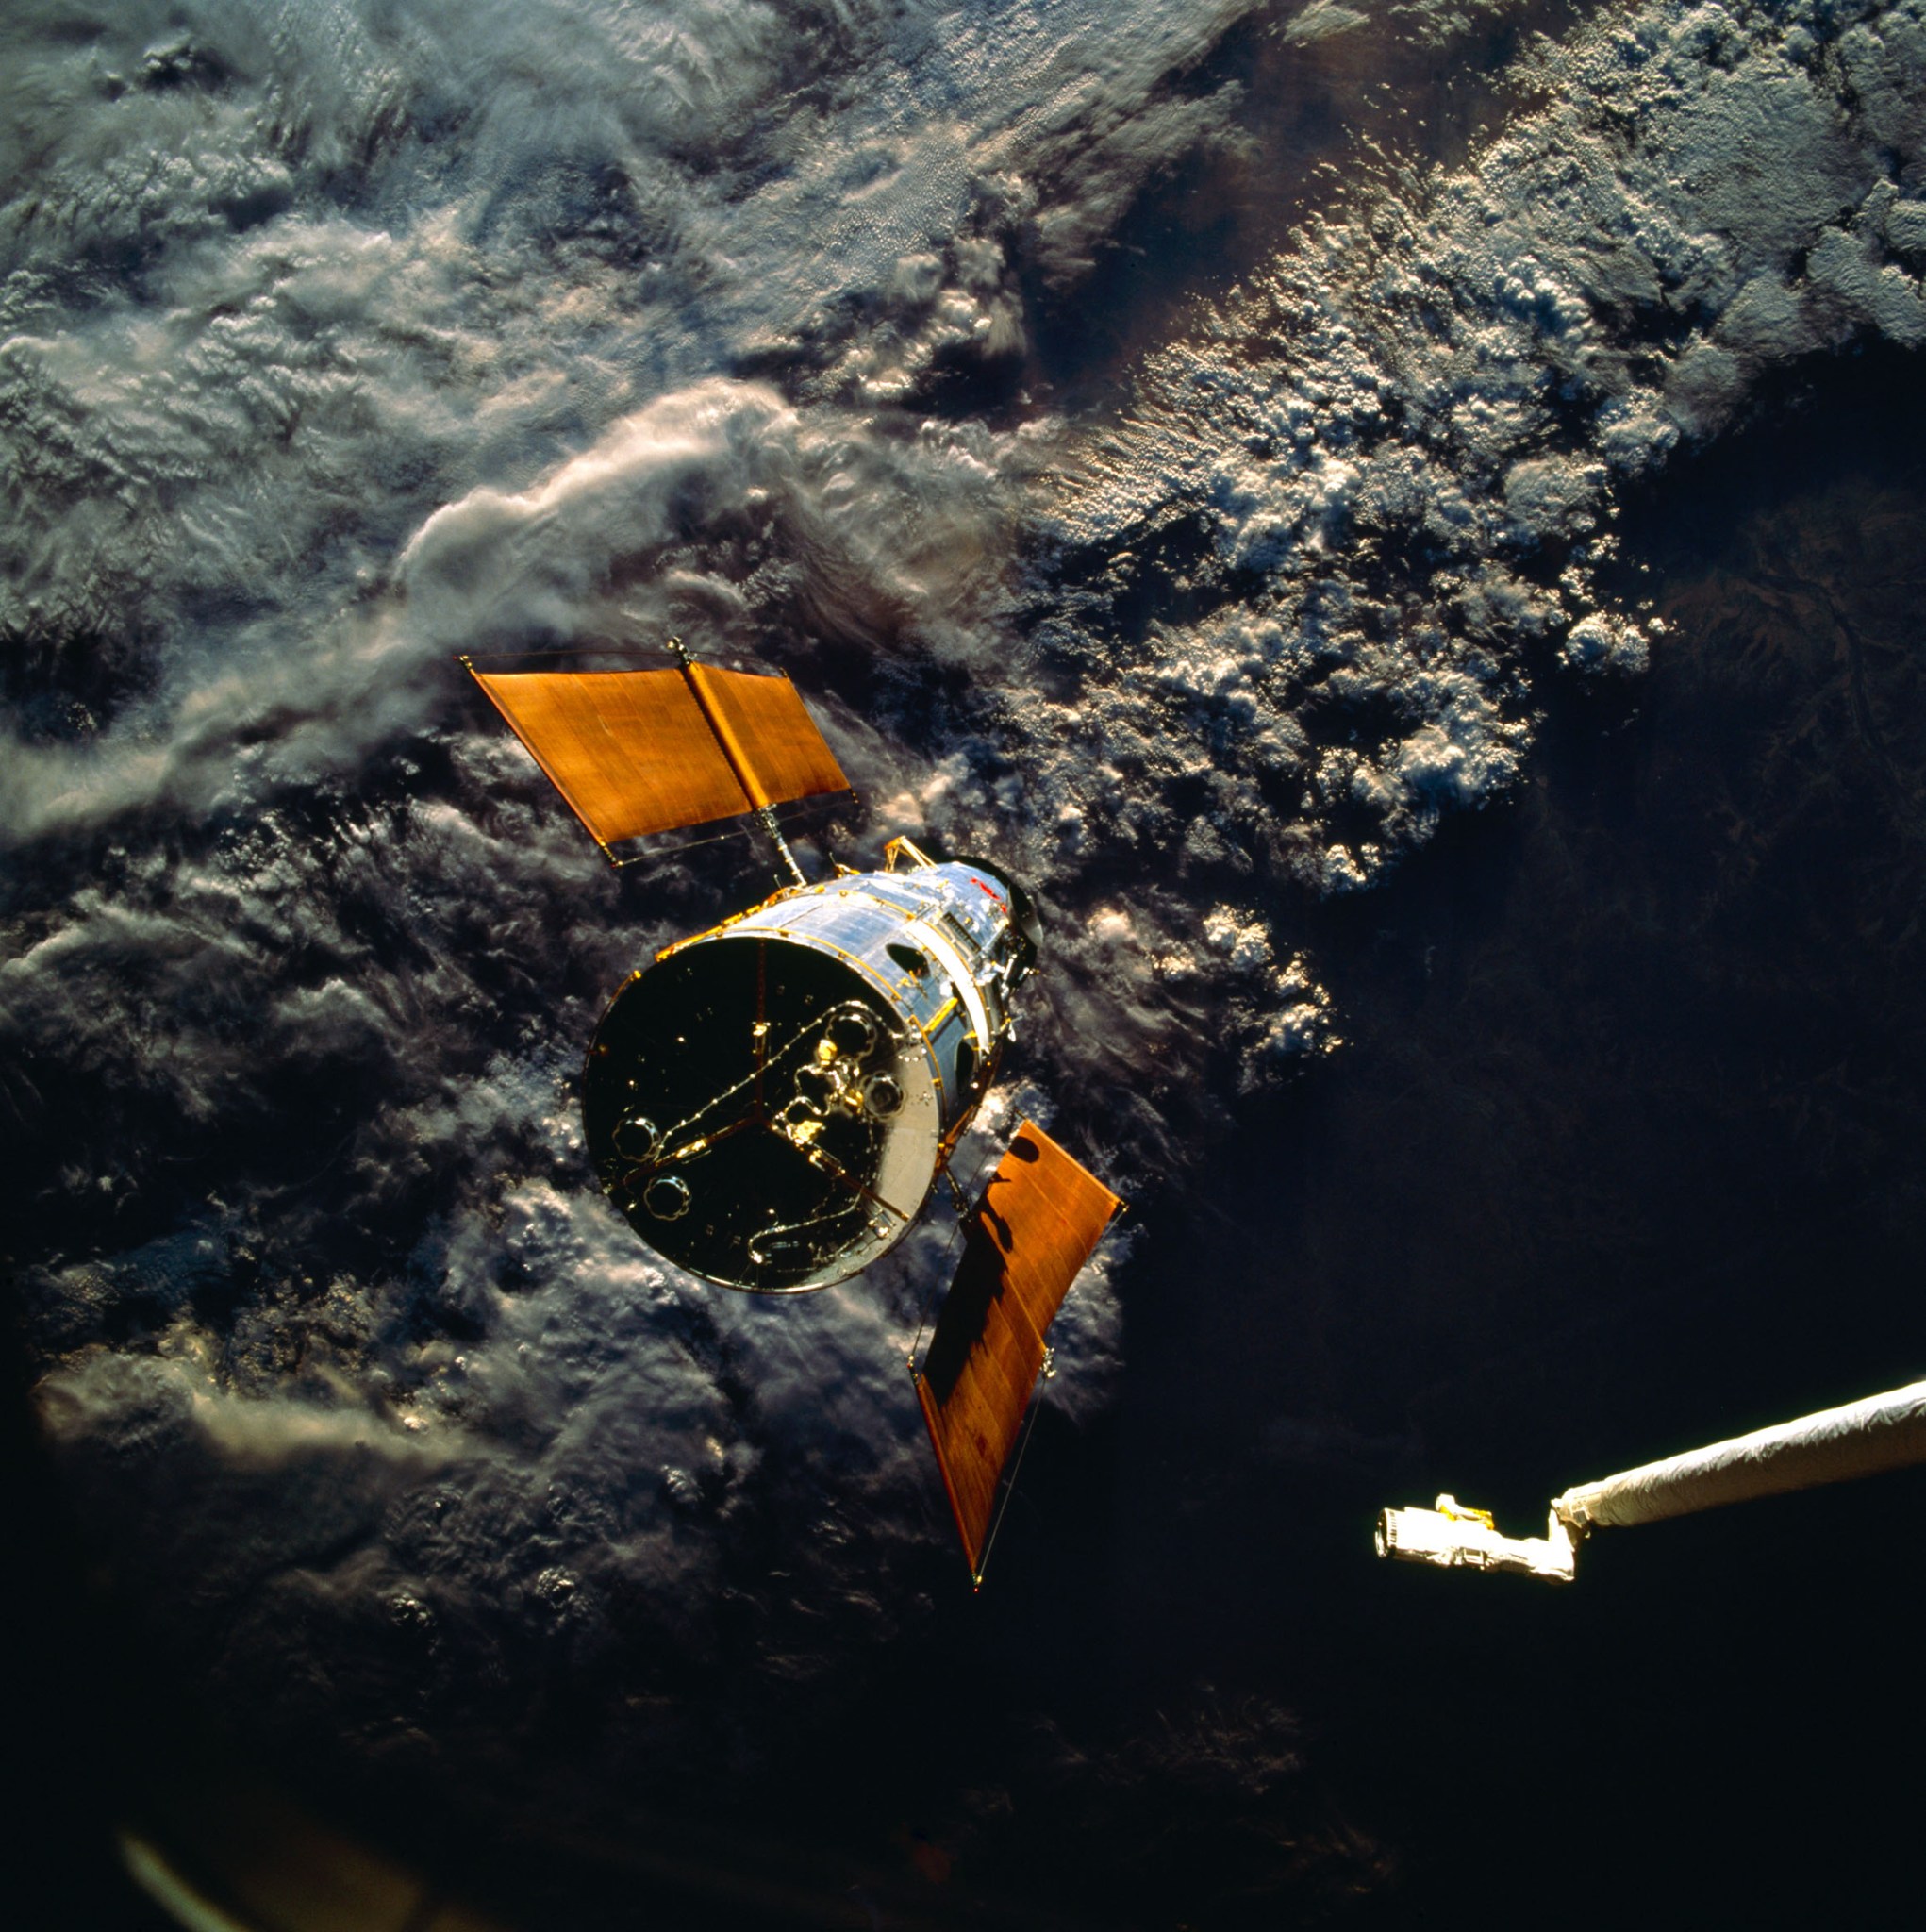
(1377, 1378, 1926, 1585)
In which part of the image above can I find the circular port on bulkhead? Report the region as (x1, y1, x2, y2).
(826, 1008, 880, 1058)
(861, 1073, 904, 1119)
(644, 1174, 692, 1222)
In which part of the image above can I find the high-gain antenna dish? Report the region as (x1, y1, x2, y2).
(464, 640, 1121, 1578)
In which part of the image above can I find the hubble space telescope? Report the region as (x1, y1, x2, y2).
(465, 641, 1120, 1580)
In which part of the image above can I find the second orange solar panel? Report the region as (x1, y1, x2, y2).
(916, 1122, 1121, 1578)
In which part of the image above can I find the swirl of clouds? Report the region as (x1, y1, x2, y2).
(4, 0, 1924, 1878)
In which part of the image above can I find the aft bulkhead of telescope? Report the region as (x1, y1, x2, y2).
(464, 638, 1118, 1584)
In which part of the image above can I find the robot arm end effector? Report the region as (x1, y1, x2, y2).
(1374, 1495, 1581, 1584)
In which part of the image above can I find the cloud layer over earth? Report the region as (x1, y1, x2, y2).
(5, 0, 1925, 1908)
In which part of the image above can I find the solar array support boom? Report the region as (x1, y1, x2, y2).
(662, 636, 806, 886)
(1375, 1378, 1926, 1584)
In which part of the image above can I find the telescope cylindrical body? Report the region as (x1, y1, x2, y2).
(1553, 1380, 1926, 1531)
(582, 858, 1035, 1293)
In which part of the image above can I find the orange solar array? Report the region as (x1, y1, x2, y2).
(467, 662, 847, 850)
(469, 666, 750, 845)
(916, 1122, 1122, 1579)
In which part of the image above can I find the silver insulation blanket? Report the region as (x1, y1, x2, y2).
(1554, 1382, 1926, 1531)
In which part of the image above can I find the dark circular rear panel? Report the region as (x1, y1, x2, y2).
(583, 937, 912, 1291)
